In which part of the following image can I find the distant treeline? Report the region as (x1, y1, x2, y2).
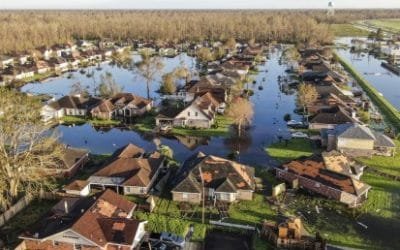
(0, 9, 399, 54)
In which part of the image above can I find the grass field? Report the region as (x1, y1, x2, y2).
(368, 19, 400, 32)
(357, 140, 400, 177)
(330, 24, 370, 37)
(171, 116, 233, 137)
(265, 138, 315, 163)
(61, 115, 121, 126)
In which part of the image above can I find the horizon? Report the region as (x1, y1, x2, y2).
(2, 0, 400, 10)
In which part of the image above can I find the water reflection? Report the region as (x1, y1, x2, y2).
(27, 49, 300, 166)
(336, 37, 400, 110)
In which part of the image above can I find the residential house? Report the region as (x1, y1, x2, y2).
(38, 146, 89, 178)
(321, 123, 396, 156)
(64, 180, 91, 196)
(0, 55, 14, 68)
(2, 65, 35, 81)
(35, 60, 51, 74)
(48, 57, 69, 72)
(156, 92, 221, 129)
(19, 189, 148, 250)
(186, 77, 229, 103)
(18, 55, 31, 65)
(309, 106, 356, 130)
(41, 95, 102, 121)
(91, 93, 153, 120)
(276, 154, 371, 207)
(37, 46, 53, 60)
(220, 60, 250, 79)
(261, 217, 326, 249)
(171, 152, 255, 204)
(381, 45, 400, 63)
(321, 151, 366, 180)
(88, 143, 165, 195)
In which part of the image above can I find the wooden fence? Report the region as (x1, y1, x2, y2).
(0, 191, 59, 227)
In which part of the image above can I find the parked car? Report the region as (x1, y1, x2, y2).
(160, 124, 172, 132)
(291, 131, 308, 138)
(149, 232, 185, 249)
(287, 120, 303, 126)
(160, 232, 185, 248)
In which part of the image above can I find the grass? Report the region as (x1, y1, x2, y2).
(368, 19, 400, 33)
(0, 199, 57, 248)
(330, 24, 370, 37)
(171, 116, 233, 137)
(228, 194, 277, 225)
(357, 140, 400, 177)
(131, 114, 156, 133)
(334, 52, 400, 133)
(265, 138, 314, 163)
(281, 170, 400, 250)
(61, 115, 121, 126)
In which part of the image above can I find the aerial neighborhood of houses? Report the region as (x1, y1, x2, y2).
(1, 34, 399, 250)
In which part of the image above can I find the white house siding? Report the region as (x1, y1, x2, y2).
(65, 108, 86, 116)
(215, 192, 236, 202)
(65, 185, 90, 197)
(133, 222, 148, 249)
(337, 138, 374, 151)
(176, 105, 214, 128)
(123, 186, 148, 195)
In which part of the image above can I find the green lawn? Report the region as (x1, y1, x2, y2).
(330, 24, 370, 37)
(61, 115, 121, 126)
(357, 140, 400, 177)
(281, 170, 400, 250)
(265, 138, 314, 163)
(171, 116, 233, 137)
(368, 19, 400, 32)
(228, 194, 277, 225)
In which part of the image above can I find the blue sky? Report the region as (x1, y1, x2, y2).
(1, 0, 400, 9)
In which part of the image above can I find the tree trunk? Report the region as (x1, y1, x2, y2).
(9, 178, 19, 199)
(146, 80, 151, 100)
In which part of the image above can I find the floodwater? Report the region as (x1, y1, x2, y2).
(22, 50, 301, 166)
(336, 37, 400, 110)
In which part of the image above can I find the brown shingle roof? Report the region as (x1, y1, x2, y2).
(282, 155, 370, 196)
(64, 180, 89, 191)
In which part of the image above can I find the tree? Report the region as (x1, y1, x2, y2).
(196, 47, 214, 64)
(0, 89, 63, 210)
(135, 49, 164, 99)
(297, 83, 318, 122)
(70, 81, 89, 97)
(226, 97, 254, 137)
(98, 72, 123, 98)
(174, 65, 191, 84)
(224, 37, 237, 51)
(160, 73, 177, 95)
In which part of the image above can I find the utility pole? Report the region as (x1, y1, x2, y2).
(199, 166, 205, 224)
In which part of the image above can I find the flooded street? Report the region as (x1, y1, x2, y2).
(336, 37, 400, 110)
(22, 49, 300, 166)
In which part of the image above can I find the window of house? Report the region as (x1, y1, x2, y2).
(195, 112, 198, 117)
(187, 112, 190, 117)
(126, 187, 131, 193)
(74, 244, 82, 250)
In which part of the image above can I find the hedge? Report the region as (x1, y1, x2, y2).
(334, 51, 400, 133)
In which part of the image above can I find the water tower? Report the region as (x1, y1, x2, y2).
(327, 1, 335, 17)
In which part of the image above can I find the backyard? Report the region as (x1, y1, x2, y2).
(357, 140, 400, 177)
(265, 138, 315, 163)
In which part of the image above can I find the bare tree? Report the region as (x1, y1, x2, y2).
(98, 72, 123, 98)
(0, 89, 63, 210)
(135, 49, 164, 99)
(226, 97, 254, 137)
(297, 83, 318, 123)
(70, 81, 89, 97)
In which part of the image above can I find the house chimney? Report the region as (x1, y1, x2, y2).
(64, 200, 69, 214)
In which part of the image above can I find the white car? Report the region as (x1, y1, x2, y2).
(287, 120, 303, 126)
(291, 131, 308, 138)
(160, 124, 172, 132)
